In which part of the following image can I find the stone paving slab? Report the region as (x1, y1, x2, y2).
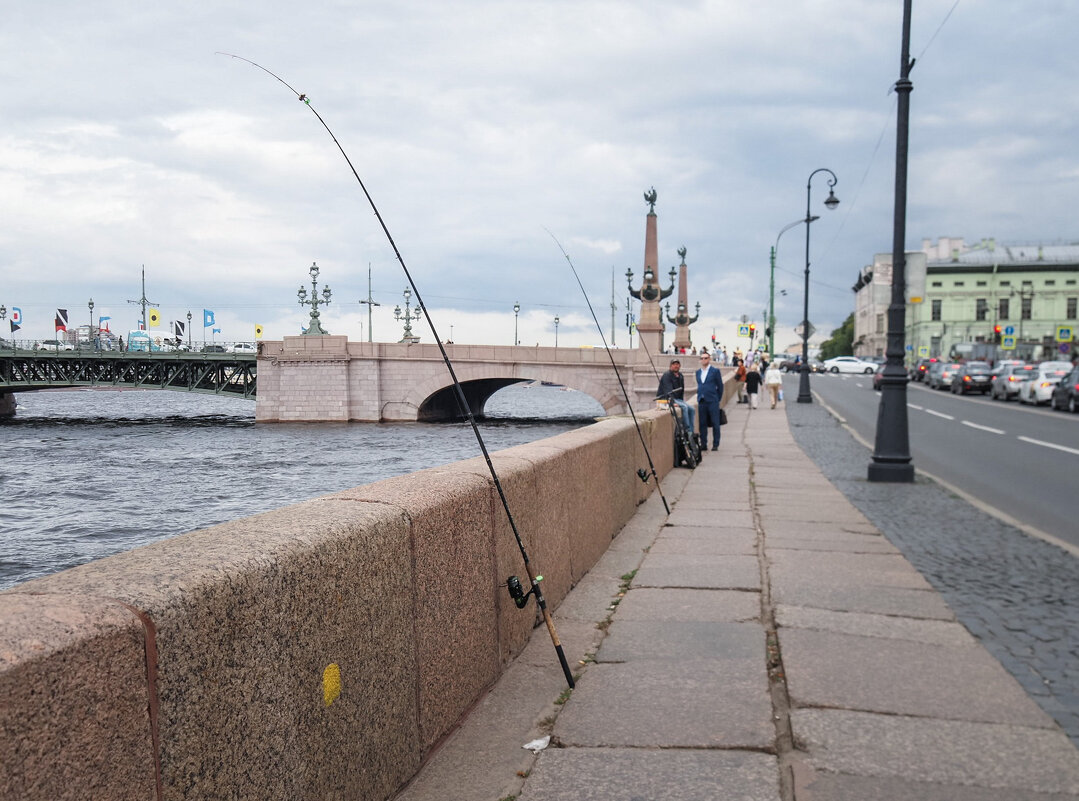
(776, 604, 975, 646)
(553, 659, 774, 748)
(767, 535, 899, 554)
(634, 553, 761, 590)
(650, 526, 757, 554)
(597, 618, 763, 662)
(781, 628, 1055, 727)
(518, 748, 780, 801)
(615, 587, 760, 623)
(769, 550, 934, 590)
(761, 518, 881, 537)
(792, 708, 1079, 796)
(666, 507, 756, 529)
(515, 617, 605, 668)
(795, 771, 1079, 801)
(772, 582, 956, 620)
(553, 573, 622, 623)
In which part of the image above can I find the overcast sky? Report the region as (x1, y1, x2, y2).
(3, 1, 1077, 351)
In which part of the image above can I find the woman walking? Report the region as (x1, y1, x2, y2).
(765, 364, 782, 408)
(744, 365, 762, 410)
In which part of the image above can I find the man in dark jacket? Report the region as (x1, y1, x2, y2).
(656, 359, 695, 431)
(696, 352, 725, 450)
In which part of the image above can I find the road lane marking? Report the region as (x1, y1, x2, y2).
(961, 420, 1005, 434)
(1017, 436, 1079, 457)
(909, 404, 923, 410)
(925, 409, 954, 420)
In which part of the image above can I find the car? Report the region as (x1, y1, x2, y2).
(227, 342, 257, 354)
(926, 362, 963, 390)
(1050, 366, 1079, 413)
(872, 362, 885, 390)
(990, 364, 1035, 401)
(34, 339, 74, 352)
(1018, 361, 1072, 405)
(911, 357, 939, 382)
(951, 361, 993, 395)
(201, 344, 226, 353)
(823, 356, 878, 374)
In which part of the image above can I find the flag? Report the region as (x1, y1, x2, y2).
(148, 308, 161, 327)
(55, 309, 69, 332)
(203, 309, 215, 328)
(10, 307, 21, 332)
(212, 328, 221, 334)
(9, 320, 18, 334)
(98, 315, 111, 332)
(173, 320, 186, 338)
(254, 324, 264, 339)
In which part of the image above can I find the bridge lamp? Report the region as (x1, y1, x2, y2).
(554, 315, 560, 347)
(87, 298, 94, 350)
(187, 311, 192, 349)
(513, 302, 520, 346)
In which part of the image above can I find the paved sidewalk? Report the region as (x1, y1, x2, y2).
(394, 400, 1079, 801)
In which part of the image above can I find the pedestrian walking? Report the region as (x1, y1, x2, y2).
(745, 365, 762, 409)
(765, 364, 783, 408)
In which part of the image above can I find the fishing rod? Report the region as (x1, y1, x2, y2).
(219, 53, 574, 689)
(545, 230, 670, 515)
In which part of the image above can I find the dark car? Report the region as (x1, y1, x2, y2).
(201, 344, 226, 353)
(1050, 366, 1079, 413)
(911, 357, 937, 381)
(951, 361, 993, 395)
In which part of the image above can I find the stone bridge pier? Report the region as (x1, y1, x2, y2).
(255, 335, 668, 423)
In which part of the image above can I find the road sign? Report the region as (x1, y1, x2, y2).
(1000, 335, 1016, 351)
(793, 322, 816, 338)
(737, 324, 750, 337)
(918, 345, 929, 357)
(1060, 343, 1072, 355)
(1004, 325, 1015, 336)
(1056, 326, 1073, 342)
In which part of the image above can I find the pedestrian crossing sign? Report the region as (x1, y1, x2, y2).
(737, 324, 751, 337)
(1001, 334, 1016, 350)
(1056, 326, 1073, 342)
(918, 345, 929, 357)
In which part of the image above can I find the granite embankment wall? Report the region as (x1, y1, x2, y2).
(1, 409, 673, 800)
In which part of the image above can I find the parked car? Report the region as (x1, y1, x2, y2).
(227, 342, 257, 354)
(927, 362, 963, 390)
(912, 357, 938, 382)
(1018, 361, 1072, 405)
(823, 356, 877, 374)
(990, 364, 1035, 401)
(34, 339, 74, 352)
(1050, 366, 1079, 413)
(951, 361, 993, 395)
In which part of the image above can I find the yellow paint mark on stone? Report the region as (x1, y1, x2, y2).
(323, 663, 341, 707)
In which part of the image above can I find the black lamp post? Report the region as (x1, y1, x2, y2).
(868, 0, 916, 483)
(554, 315, 560, 347)
(513, 302, 520, 345)
(797, 169, 840, 403)
(186, 311, 193, 350)
(87, 298, 94, 351)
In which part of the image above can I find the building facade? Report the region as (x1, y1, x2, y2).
(853, 237, 1079, 363)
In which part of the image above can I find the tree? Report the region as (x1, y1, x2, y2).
(818, 313, 855, 360)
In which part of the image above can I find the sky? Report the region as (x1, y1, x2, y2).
(2, 1, 1077, 353)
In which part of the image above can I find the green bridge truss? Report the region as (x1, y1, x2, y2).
(0, 350, 257, 399)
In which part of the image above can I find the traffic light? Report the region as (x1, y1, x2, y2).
(993, 324, 1002, 344)
(749, 324, 756, 340)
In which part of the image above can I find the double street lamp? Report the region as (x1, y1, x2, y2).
(394, 287, 421, 342)
(797, 168, 840, 403)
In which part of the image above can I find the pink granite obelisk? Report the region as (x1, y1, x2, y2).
(628, 188, 673, 356)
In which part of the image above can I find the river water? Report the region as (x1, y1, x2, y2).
(0, 385, 605, 590)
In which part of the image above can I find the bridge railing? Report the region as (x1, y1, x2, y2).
(0, 339, 257, 355)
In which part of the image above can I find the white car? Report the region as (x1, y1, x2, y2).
(227, 342, 257, 354)
(34, 339, 74, 352)
(823, 356, 878, 374)
(1017, 361, 1072, 405)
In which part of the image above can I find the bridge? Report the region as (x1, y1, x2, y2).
(0, 348, 257, 417)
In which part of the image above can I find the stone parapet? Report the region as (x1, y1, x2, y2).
(1, 410, 673, 800)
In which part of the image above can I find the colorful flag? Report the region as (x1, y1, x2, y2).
(173, 320, 186, 338)
(10, 307, 21, 326)
(98, 315, 111, 332)
(203, 309, 215, 328)
(254, 324, 264, 339)
(148, 308, 161, 327)
(55, 309, 69, 332)
(212, 328, 221, 334)
(8, 320, 18, 334)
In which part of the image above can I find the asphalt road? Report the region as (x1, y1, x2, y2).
(798, 370, 1079, 549)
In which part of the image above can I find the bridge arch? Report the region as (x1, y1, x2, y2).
(404, 363, 627, 422)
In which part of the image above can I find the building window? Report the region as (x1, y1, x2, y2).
(931, 281, 943, 288)
(1068, 297, 1077, 319)
(931, 299, 942, 321)
(976, 281, 987, 287)
(975, 298, 988, 321)
(876, 314, 884, 333)
(954, 281, 965, 287)
(1067, 280, 1076, 286)
(998, 298, 1009, 320)
(1001, 280, 1011, 287)
(1046, 280, 1056, 287)
(1021, 296, 1032, 320)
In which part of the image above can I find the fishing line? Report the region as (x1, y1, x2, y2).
(219, 52, 574, 688)
(544, 229, 670, 516)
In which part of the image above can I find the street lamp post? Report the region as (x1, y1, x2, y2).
(393, 287, 421, 342)
(87, 298, 94, 351)
(868, 0, 916, 483)
(797, 169, 840, 403)
(513, 302, 520, 346)
(554, 315, 560, 347)
(186, 311, 192, 350)
(770, 218, 811, 359)
(297, 262, 332, 335)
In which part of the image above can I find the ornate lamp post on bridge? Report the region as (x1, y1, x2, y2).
(298, 262, 332, 335)
(797, 168, 840, 403)
(554, 315, 560, 347)
(394, 287, 421, 343)
(87, 298, 94, 351)
(513, 302, 521, 345)
(186, 311, 193, 350)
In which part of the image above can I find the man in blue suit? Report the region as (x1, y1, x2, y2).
(696, 351, 724, 450)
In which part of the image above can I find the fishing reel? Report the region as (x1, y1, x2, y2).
(506, 574, 542, 609)
(637, 468, 650, 484)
